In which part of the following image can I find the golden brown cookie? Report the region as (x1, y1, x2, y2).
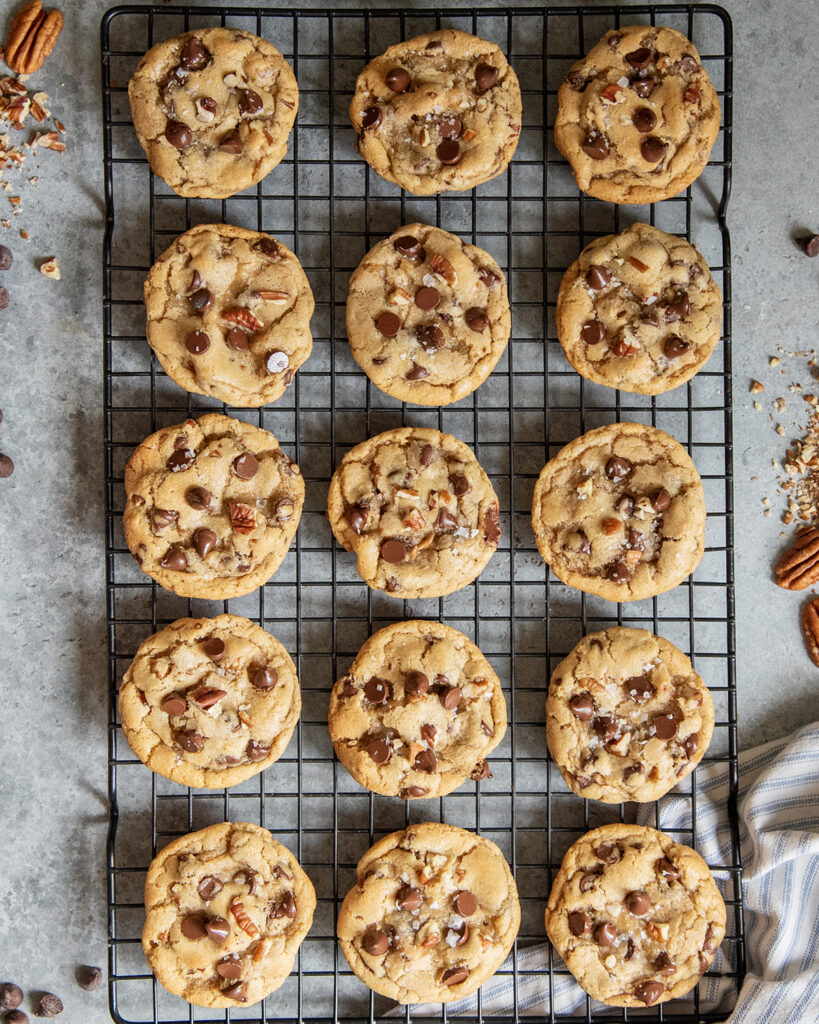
(119, 615, 300, 789)
(346, 224, 510, 406)
(143, 822, 315, 1007)
(338, 822, 520, 1003)
(350, 29, 521, 195)
(546, 628, 714, 802)
(329, 620, 506, 799)
(129, 28, 298, 199)
(123, 413, 303, 600)
(145, 223, 314, 407)
(327, 427, 501, 600)
(531, 422, 705, 602)
(545, 824, 725, 1007)
(554, 25, 720, 204)
(556, 223, 722, 395)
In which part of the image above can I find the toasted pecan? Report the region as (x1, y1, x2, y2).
(774, 526, 819, 590)
(802, 599, 819, 667)
(5, 1, 63, 75)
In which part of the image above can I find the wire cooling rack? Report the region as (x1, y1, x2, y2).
(101, 4, 742, 1022)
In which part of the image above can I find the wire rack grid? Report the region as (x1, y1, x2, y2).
(101, 4, 743, 1023)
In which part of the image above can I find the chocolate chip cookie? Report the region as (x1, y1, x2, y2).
(145, 224, 314, 408)
(129, 28, 298, 199)
(123, 413, 303, 600)
(554, 25, 720, 204)
(546, 628, 714, 803)
(545, 824, 725, 1007)
(338, 822, 520, 1004)
(327, 427, 501, 599)
(346, 224, 510, 406)
(119, 614, 300, 789)
(143, 822, 315, 1007)
(329, 620, 506, 799)
(557, 223, 722, 395)
(350, 29, 522, 196)
(531, 422, 705, 603)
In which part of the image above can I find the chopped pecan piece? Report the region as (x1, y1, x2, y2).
(802, 598, 819, 667)
(428, 252, 457, 286)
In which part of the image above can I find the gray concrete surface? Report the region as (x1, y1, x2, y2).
(1, 0, 817, 1019)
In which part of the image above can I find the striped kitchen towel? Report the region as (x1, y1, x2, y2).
(391, 721, 819, 1022)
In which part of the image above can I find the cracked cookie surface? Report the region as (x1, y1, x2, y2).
(329, 620, 506, 799)
(338, 822, 520, 1003)
(545, 824, 725, 1007)
(145, 223, 314, 407)
(143, 822, 315, 1007)
(119, 614, 300, 789)
(129, 27, 298, 199)
(531, 422, 705, 603)
(350, 29, 522, 196)
(327, 427, 501, 600)
(557, 223, 722, 395)
(546, 627, 714, 803)
(123, 413, 303, 600)
(554, 25, 720, 204)
(346, 224, 510, 406)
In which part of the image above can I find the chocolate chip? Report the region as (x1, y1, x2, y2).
(386, 67, 410, 92)
(626, 46, 652, 69)
(581, 134, 609, 160)
(442, 966, 469, 986)
(181, 914, 208, 939)
(33, 993, 63, 1018)
(640, 309, 660, 327)
(375, 310, 401, 337)
(165, 120, 191, 149)
(366, 738, 391, 765)
(454, 890, 477, 916)
(475, 63, 498, 92)
(406, 361, 429, 380)
(269, 891, 297, 918)
(605, 456, 632, 482)
(202, 636, 225, 661)
(189, 287, 213, 312)
(414, 748, 437, 772)
(586, 265, 611, 290)
(484, 503, 501, 543)
(641, 136, 668, 163)
(215, 954, 242, 980)
(632, 107, 657, 133)
(593, 716, 617, 743)
(166, 447, 195, 472)
(594, 842, 619, 865)
(656, 856, 680, 880)
(160, 546, 187, 571)
(436, 139, 461, 165)
(569, 693, 594, 720)
(247, 739, 271, 762)
(624, 676, 655, 702)
(627, 528, 645, 551)
(579, 873, 598, 893)
(151, 508, 177, 529)
(0, 287, 9, 311)
(683, 732, 699, 759)
(362, 928, 389, 955)
(400, 786, 429, 798)
(607, 558, 632, 583)
(797, 234, 819, 258)
(0, 985, 23, 1010)
(380, 538, 406, 563)
(419, 444, 436, 468)
(653, 713, 678, 739)
(394, 235, 421, 258)
(397, 885, 422, 911)
(415, 286, 440, 310)
(404, 670, 429, 698)
(652, 488, 671, 511)
(254, 237, 280, 260)
(225, 327, 250, 351)
(478, 266, 500, 288)
(266, 350, 289, 374)
(481, 721, 494, 738)
(471, 758, 492, 781)
(238, 89, 263, 115)
(624, 763, 645, 782)
(664, 334, 691, 359)
(179, 36, 210, 71)
(568, 911, 591, 936)
(594, 921, 616, 947)
(635, 980, 664, 1006)
(7, 1011, 29, 1024)
(434, 508, 458, 532)
(218, 128, 243, 153)
(450, 473, 469, 497)
(465, 307, 488, 333)
(346, 506, 367, 533)
(581, 320, 606, 345)
(665, 293, 691, 320)
(232, 452, 258, 479)
(161, 692, 186, 716)
(625, 890, 651, 916)
(565, 69, 587, 91)
(439, 685, 462, 710)
(632, 78, 655, 98)
(362, 106, 382, 130)
(439, 115, 463, 140)
(178, 729, 205, 752)
(675, 54, 699, 74)
(0, 245, 13, 271)
(198, 875, 223, 901)
(185, 330, 210, 354)
(222, 981, 247, 1002)
(193, 528, 216, 558)
(185, 486, 211, 511)
(655, 951, 676, 974)
(253, 666, 277, 691)
(364, 677, 390, 704)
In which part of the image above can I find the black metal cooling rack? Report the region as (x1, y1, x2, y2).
(101, 4, 743, 1022)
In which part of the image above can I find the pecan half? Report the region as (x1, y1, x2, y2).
(222, 307, 263, 333)
(5, 1, 63, 75)
(229, 502, 256, 535)
(428, 252, 456, 286)
(774, 526, 819, 589)
(802, 599, 819, 667)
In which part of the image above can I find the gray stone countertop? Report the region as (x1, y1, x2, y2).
(1, 0, 817, 1019)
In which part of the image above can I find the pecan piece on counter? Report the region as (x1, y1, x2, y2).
(5, 0, 63, 75)
(802, 598, 819, 667)
(774, 526, 819, 590)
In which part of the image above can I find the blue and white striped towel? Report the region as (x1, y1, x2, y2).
(396, 722, 819, 1022)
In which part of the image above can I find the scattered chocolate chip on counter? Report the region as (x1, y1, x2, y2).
(0, 245, 12, 271)
(6, 1011, 30, 1024)
(0, 984, 23, 1010)
(0, 453, 13, 478)
(0, 287, 8, 311)
(32, 993, 62, 1018)
(75, 966, 102, 992)
(796, 234, 819, 258)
